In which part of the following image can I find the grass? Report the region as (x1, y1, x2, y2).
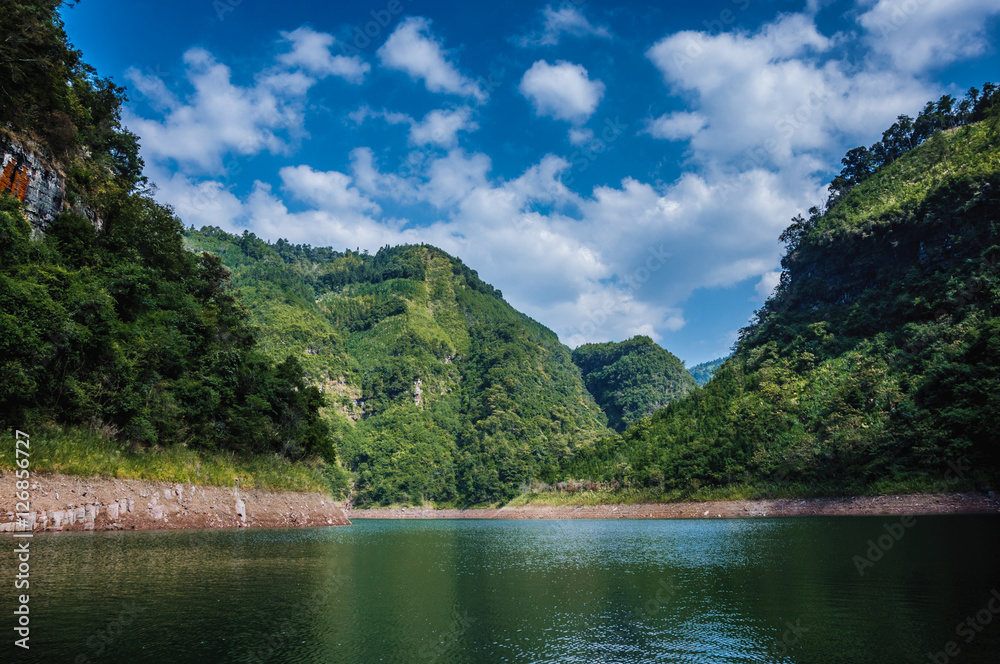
(1, 424, 338, 495)
(503, 476, 976, 508)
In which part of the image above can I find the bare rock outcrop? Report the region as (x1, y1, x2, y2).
(0, 473, 351, 533)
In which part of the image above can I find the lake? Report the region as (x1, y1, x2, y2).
(3, 517, 999, 663)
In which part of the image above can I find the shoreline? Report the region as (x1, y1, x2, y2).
(1, 472, 350, 533)
(348, 492, 1000, 519)
(4, 474, 997, 533)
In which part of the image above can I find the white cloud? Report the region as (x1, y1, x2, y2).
(126, 26, 376, 174)
(409, 107, 478, 147)
(377, 17, 486, 101)
(645, 111, 707, 141)
(145, 163, 244, 230)
(418, 150, 492, 208)
(348, 106, 478, 148)
(125, 47, 305, 172)
(568, 127, 594, 146)
(137, 6, 1000, 353)
(519, 60, 605, 124)
(645, 13, 932, 170)
(754, 270, 782, 300)
(280, 165, 381, 215)
(277, 26, 370, 83)
(858, 0, 1000, 73)
(347, 105, 411, 126)
(518, 5, 612, 47)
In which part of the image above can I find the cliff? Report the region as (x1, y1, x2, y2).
(0, 134, 66, 230)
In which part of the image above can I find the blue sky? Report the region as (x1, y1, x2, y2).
(63, 0, 1000, 365)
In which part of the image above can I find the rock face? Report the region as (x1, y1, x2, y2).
(0, 135, 66, 231)
(0, 472, 351, 533)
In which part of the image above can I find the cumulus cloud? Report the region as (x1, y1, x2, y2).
(857, 0, 1000, 73)
(409, 107, 478, 147)
(755, 270, 782, 300)
(519, 60, 605, 124)
(645, 13, 932, 170)
(377, 17, 487, 101)
(517, 4, 612, 47)
(349, 106, 478, 148)
(125, 47, 305, 172)
(277, 26, 370, 83)
(645, 111, 707, 141)
(126, 27, 374, 173)
(135, 5, 1000, 353)
(280, 165, 381, 215)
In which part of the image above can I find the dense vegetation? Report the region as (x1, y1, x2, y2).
(571, 336, 694, 431)
(8, 1, 998, 505)
(688, 357, 727, 387)
(559, 86, 1000, 496)
(184, 230, 611, 505)
(1, 0, 342, 492)
(0, 0, 145, 200)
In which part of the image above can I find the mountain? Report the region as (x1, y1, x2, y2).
(563, 88, 1000, 494)
(688, 357, 727, 386)
(571, 336, 695, 431)
(0, 1, 349, 494)
(183, 229, 611, 505)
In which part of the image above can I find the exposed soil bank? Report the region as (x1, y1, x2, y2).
(348, 492, 1000, 519)
(0, 472, 350, 532)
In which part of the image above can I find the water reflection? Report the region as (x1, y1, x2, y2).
(1, 516, 998, 663)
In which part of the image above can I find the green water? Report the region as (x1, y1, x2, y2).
(2, 517, 999, 663)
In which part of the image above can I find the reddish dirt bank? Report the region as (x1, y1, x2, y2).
(0, 472, 350, 532)
(348, 492, 1000, 519)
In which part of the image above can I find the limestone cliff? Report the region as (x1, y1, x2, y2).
(0, 134, 66, 231)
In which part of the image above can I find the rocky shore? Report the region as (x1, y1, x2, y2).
(348, 492, 1000, 519)
(0, 472, 350, 532)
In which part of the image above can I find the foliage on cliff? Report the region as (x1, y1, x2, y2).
(184, 229, 611, 506)
(0, 0, 144, 198)
(0, 196, 336, 462)
(0, 0, 345, 494)
(571, 336, 694, 432)
(562, 89, 1000, 494)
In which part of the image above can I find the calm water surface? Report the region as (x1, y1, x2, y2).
(3, 517, 999, 663)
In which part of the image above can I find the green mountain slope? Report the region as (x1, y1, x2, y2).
(0, 1, 345, 494)
(563, 95, 1000, 495)
(184, 229, 610, 505)
(571, 336, 695, 431)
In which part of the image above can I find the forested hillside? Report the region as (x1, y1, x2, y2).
(561, 86, 1000, 496)
(572, 336, 694, 431)
(184, 229, 610, 505)
(1, 1, 341, 492)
